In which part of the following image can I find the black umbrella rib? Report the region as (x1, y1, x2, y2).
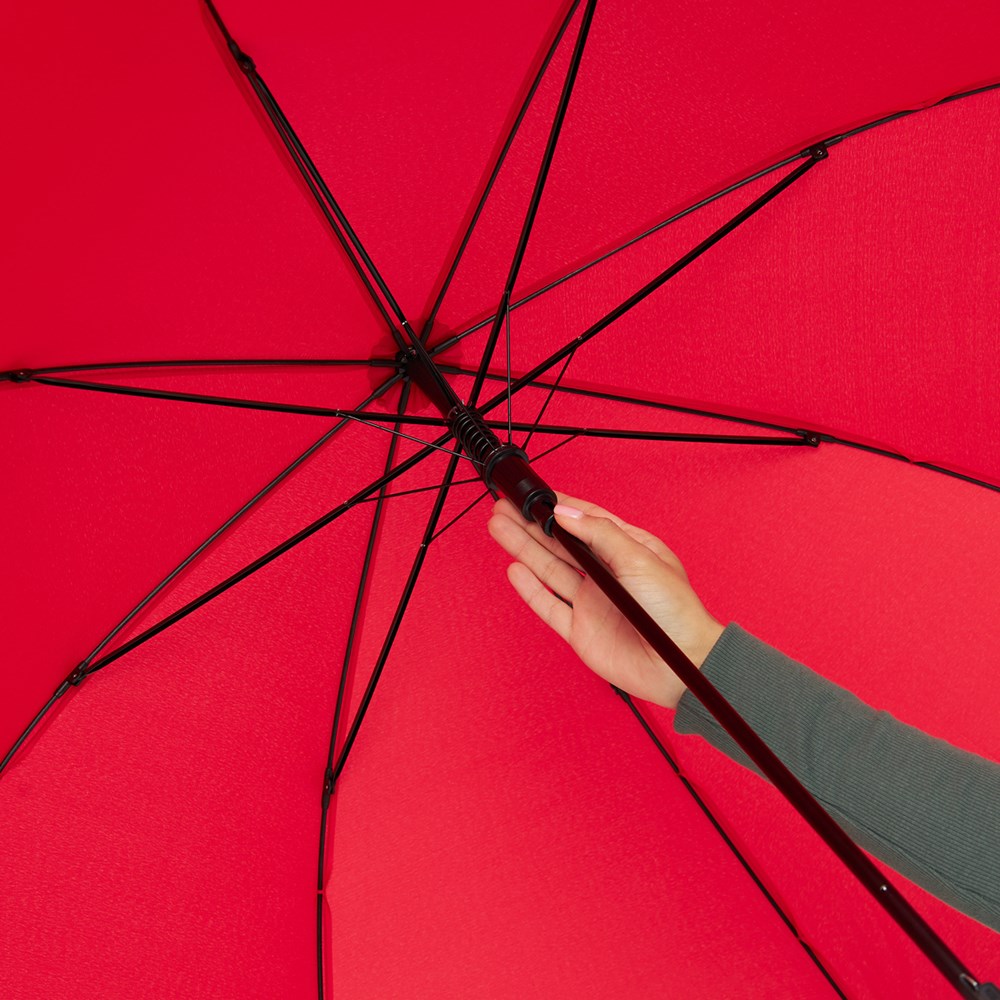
(476, 150, 826, 416)
(520, 351, 574, 454)
(204, 0, 405, 347)
(317, 382, 412, 1000)
(428, 80, 1000, 362)
(438, 365, 812, 436)
(28, 373, 430, 424)
(614, 690, 847, 998)
(206, 1, 464, 414)
(328, 452, 465, 787)
(4, 359, 393, 378)
(825, 79, 1000, 147)
(429, 486, 493, 543)
(500, 424, 808, 445)
(353, 477, 483, 504)
(421, 0, 583, 340)
(77, 428, 454, 678)
(467, 0, 599, 409)
(25, 373, 802, 450)
(27, 372, 480, 463)
(0, 373, 403, 776)
(426, 150, 804, 360)
(813, 433, 1000, 495)
(316, 447, 466, 986)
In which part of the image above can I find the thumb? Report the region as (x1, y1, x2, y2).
(552, 503, 658, 579)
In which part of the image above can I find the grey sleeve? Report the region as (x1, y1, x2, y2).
(674, 623, 1000, 932)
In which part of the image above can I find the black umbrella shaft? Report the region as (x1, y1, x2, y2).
(406, 343, 989, 996)
(544, 518, 988, 997)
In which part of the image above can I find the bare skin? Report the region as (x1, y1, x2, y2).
(488, 493, 724, 710)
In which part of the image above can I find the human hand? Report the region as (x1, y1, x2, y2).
(487, 494, 724, 710)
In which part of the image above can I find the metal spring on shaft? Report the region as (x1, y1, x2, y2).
(448, 407, 503, 469)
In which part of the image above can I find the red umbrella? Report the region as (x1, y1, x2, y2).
(2, 0, 999, 996)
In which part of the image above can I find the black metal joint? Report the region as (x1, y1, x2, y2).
(962, 976, 1000, 1000)
(5, 369, 33, 383)
(321, 769, 335, 809)
(228, 40, 255, 74)
(68, 663, 88, 687)
(797, 430, 822, 447)
(806, 143, 829, 161)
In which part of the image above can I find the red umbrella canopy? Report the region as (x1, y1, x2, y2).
(2, 0, 999, 997)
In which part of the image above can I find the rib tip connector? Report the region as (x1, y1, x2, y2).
(230, 42, 256, 74)
(57, 662, 88, 697)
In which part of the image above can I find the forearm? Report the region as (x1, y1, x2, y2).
(675, 623, 1000, 932)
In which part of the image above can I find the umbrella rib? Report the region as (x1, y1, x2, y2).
(238, 83, 396, 340)
(426, 148, 803, 360)
(813, 433, 1000, 494)
(111, 154, 811, 681)
(0, 373, 404, 775)
(429, 487, 493, 543)
(353, 476, 483, 504)
(505, 304, 513, 443)
(26, 374, 805, 457)
(427, 80, 1000, 362)
(317, 383, 413, 1000)
(329, 452, 465, 787)
(26, 373, 457, 432)
(72, 428, 453, 679)
(476, 151, 826, 417)
(614, 689, 849, 998)
(2, 358, 397, 379)
(826, 79, 1000, 146)
(467, 0, 599, 408)
(3, 154, 818, 766)
(440, 365, 807, 435)
(420, 0, 583, 339)
(499, 424, 810, 445)
(521, 351, 575, 454)
(205, 0, 411, 348)
(207, 0, 473, 425)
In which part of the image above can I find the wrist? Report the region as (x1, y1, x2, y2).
(687, 618, 725, 670)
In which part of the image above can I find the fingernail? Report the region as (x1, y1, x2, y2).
(553, 503, 584, 519)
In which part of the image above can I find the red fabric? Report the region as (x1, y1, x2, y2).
(3, 0, 999, 996)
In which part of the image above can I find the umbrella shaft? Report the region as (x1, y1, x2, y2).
(545, 518, 989, 997)
(403, 316, 990, 998)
